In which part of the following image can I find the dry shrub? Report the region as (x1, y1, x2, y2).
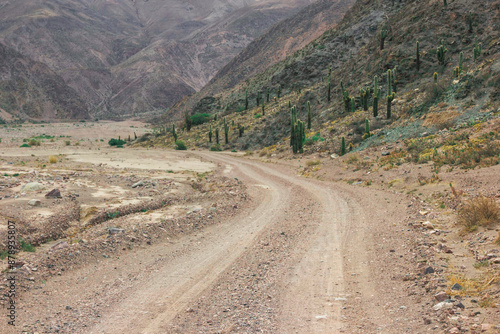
(49, 155, 58, 163)
(458, 196, 500, 231)
(423, 108, 459, 130)
(306, 159, 321, 166)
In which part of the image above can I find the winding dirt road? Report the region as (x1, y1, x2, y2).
(11, 151, 414, 333)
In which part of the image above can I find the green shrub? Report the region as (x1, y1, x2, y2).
(29, 139, 40, 146)
(20, 143, 30, 148)
(190, 113, 211, 126)
(108, 138, 126, 146)
(175, 140, 187, 150)
(210, 144, 222, 151)
(20, 239, 35, 252)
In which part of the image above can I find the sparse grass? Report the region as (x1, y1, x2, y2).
(0, 249, 8, 260)
(457, 196, 500, 232)
(474, 260, 490, 269)
(65, 140, 71, 146)
(49, 155, 58, 163)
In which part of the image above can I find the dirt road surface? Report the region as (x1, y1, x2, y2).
(4, 149, 418, 333)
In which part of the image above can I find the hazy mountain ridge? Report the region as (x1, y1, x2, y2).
(0, 0, 313, 119)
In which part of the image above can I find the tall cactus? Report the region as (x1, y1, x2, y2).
(290, 105, 297, 147)
(380, 28, 388, 50)
(360, 87, 370, 111)
(327, 77, 331, 102)
(266, 88, 270, 103)
(262, 103, 265, 116)
(185, 112, 192, 131)
(386, 69, 395, 119)
(350, 97, 355, 113)
(459, 51, 464, 73)
(437, 40, 447, 66)
(209, 125, 213, 143)
(256, 91, 261, 106)
(341, 137, 346, 156)
(277, 84, 281, 99)
(474, 38, 482, 62)
(307, 101, 312, 130)
(416, 41, 420, 72)
(215, 127, 219, 144)
(468, 11, 473, 33)
(373, 76, 380, 117)
(245, 90, 249, 110)
(364, 119, 371, 138)
(341, 81, 350, 113)
(223, 118, 229, 144)
(392, 66, 398, 93)
(238, 124, 245, 137)
(172, 124, 178, 141)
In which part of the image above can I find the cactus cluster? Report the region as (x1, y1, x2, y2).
(208, 125, 213, 143)
(363, 119, 371, 139)
(468, 11, 473, 33)
(238, 124, 245, 137)
(437, 40, 447, 66)
(215, 127, 220, 144)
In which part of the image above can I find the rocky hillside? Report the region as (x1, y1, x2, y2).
(168, 0, 355, 117)
(0, 0, 314, 119)
(155, 0, 499, 151)
(0, 43, 88, 121)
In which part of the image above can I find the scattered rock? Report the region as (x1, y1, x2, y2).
(434, 291, 448, 302)
(51, 241, 69, 251)
(108, 228, 125, 235)
(381, 151, 390, 156)
(433, 301, 453, 310)
(422, 221, 434, 229)
(28, 199, 41, 206)
(21, 182, 46, 192)
(451, 283, 463, 291)
(424, 266, 435, 274)
(132, 180, 144, 188)
(45, 189, 62, 198)
(330, 154, 339, 159)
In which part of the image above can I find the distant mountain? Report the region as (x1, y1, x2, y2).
(167, 0, 354, 119)
(0, 43, 88, 121)
(0, 0, 314, 119)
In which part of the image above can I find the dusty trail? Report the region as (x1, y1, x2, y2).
(88, 154, 291, 333)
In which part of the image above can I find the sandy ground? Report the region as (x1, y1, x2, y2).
(0, 121, 499, 334)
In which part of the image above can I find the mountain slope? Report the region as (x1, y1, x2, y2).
(0, 0, 314, 118)
(0, 43, 88, 121)
(168, 0, 355, 118)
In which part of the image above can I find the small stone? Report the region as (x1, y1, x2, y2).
(381, 151, 390, 156)
(481, 324, 492, 331)
(434, 291, 448, 302)
(132, 180, 144, 188)
(448, 327, 460, 334)
(433, 301, 453, 311)
(108, 228, 125, 235)
(51, 241, 69, 251)
(451, 283, 463, 291)
(454, 301, 465, 309)
(45, 189, 62, 198)
(28, 199, 41, 206)
(422, 221, 434, 229)
(424, 266, 435, 274)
